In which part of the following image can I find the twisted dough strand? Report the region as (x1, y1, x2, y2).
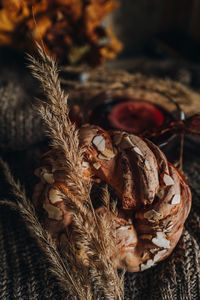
(33, 125, 192, 272)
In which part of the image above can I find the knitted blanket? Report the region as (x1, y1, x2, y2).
(0, 51, 199, 299)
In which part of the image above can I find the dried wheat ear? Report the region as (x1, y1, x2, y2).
(33, 123, 191, 272)
(29, 43, 124, 300)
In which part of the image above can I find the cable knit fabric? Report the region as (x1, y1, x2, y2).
(0, 52, 199, 299)
(0, 69, 43, 151)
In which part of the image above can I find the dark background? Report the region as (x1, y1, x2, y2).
(104, 0, 200, 90)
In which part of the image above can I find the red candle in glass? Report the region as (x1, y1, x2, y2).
(108, 100, 164, 134)
(87, 96, 169, 135)
(81, 92, 183, 162)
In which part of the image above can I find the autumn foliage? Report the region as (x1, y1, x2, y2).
(0, 0, 122, 65)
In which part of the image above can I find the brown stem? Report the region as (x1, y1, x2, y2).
(179, 133, 184, 172)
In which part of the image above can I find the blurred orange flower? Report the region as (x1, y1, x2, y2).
(0, 0, 122, 65)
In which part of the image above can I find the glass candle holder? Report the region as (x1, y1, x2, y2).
(83, 89, 185, 163)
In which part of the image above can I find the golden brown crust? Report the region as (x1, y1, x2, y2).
(33, 124, 192, 272)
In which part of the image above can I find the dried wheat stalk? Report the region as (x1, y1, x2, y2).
(27, 43, 124, 299)
(0, 158, 90, 300)
(27, 44, 89, 202)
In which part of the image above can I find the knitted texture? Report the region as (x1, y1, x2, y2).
(0, 76, 43, 151)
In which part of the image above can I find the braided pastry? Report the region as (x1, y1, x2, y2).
(33, 124, 191, 272)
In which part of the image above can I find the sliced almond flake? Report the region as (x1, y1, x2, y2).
(113, 147, 118, 155)
(156, 232, 165, 239)
(92, 135, 106, 151)
(119, 135, 133, 149)
(164, 226, 173, 233)
(127, 218, 132, 224)
(149, 248, 159, 254)
(152, 225, 160, 230)
(43, 203, 63, 221)
(43, 172, 55, 184)
(49, 188, 63, 204)
(171, 194, 181, 205)
(39, 167, 48, 175)
(145, 160, 151, 170)
(118, 225, 132, 231)
(153, 249, 167, 262)
(82, 161, 90, 169)
(93, 162, 101, 170)
(166, 221, 173, 227)
(148, 219, 157, 224)
(98, 153, 111, 161)
(144, 209, 162, 221)
(163, 174, 174, 186)
(166, 224, 174, 231)
(141, 251, 149, 260)
(164, 221, 174, 232)
(127, 246, 135, 251)
(101, 148, 116, 158)
(133, 146, 143, 156)
(140, 259, 154, 271)
(152, 232, 170, 249)
(140, 234, 152, 240)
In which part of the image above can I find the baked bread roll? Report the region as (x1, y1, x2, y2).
(33, 124, 191, 272)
